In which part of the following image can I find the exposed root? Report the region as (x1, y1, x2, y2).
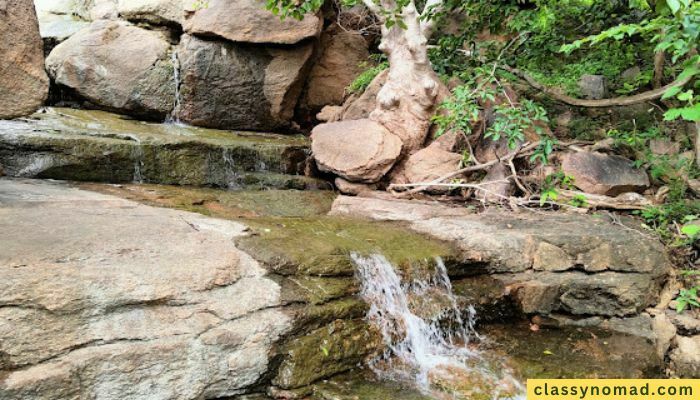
(499, 64, 697, 108)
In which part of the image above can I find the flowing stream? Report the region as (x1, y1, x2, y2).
(353, 253, 524, 399)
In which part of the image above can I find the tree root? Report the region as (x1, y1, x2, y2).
(499, 64, 696, 108)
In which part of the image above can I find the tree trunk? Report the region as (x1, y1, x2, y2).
(695, 121, 699, 168)
(653, 51, 665, 88)
(369, 3, 447, 154)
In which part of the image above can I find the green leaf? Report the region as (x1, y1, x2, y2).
(681, 224, 700, 238)
(662, 86, 682, 100)
(664, 108, 684, 121)
(680, 104, 700, 122)
(666, 0, 681, 14)
(677, 90, 694, 102)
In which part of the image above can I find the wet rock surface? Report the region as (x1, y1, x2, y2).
(0, 0, 49, 119)
(331, 195, 671, 317)
(0, 108, 320, 189)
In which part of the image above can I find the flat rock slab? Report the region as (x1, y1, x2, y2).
(331, 195, 671, 317)
(0, 179, 291, 399)
(0, 108, 323, 189)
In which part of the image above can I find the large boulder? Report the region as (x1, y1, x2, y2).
(175, 34, 313, 131)
(561, 152, 650, 196)
(311, 119, 402, 183)
(183, 0, 322, 45)
(117, 0, 184, 26)
(0, 179, 292, 399)
(0, 0, 49, 119)
(302, 26, 369, 112)
(45, 20, 174, 119)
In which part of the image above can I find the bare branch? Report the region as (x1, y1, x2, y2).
(500, 64, 697, 108)
(362, 0, 381, 15)
(419, 0, 444, 37)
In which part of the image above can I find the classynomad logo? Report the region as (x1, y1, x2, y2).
(527, 379, 699, 400)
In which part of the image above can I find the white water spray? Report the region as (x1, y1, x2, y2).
(353, 253, 524, 399)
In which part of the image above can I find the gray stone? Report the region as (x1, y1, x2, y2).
(0, 0, 49, 119)
(670, 335, 700, 378)
(621, 66, 641, 83)
(0, 179, 292, 399)
(579, 74, 608, 100)
(117, 0, 185, 25)
(45, 20, 174, 119)
(0, 107, 319, 189)
(561, 152, 650, 196)
(175, 34, 313, 131)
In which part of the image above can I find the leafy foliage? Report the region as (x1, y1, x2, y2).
(347, 57, 389, 94)
(433, 66, 551, 158)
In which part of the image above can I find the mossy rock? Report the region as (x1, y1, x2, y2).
(237, 216, 457, 276)
(79, 184, 336, 219)
(274, 319, 382, 389)
(0, 107, 320, 189)
(484, 323, 664, 379)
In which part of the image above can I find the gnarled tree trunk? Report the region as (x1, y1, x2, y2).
(369, 1, 447, 154)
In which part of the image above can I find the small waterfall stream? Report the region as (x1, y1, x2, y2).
(222, 148, 241, 189)
(166, 51, 182, 125)
(353, 253, 524, 399)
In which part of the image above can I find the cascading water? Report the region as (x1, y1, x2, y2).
(352, 253, 524, 400)
(222, 148, 241, 189)
(166, 51, 182, 125)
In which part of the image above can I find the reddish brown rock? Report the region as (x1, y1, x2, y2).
(561, 152, 650, 196)
(311, 119, 402, 183)
(478, 163, 513, 203)
(341, 69, 388, 121)
(392, 144, 462, 191)
(302, 26, 369, 112)
(0, 0, 49, 119)
(183, 0, 322, 45)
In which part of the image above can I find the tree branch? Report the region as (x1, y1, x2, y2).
(362, 0, 381, 15)
(500, 64, 696, 108)
(419, 0, 444, 37)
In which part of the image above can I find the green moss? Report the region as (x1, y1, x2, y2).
(80, 184, 336, 218)
(33, 107, 309, 147)
(274, 319, 382, 389)
(485, 323, 663, 379)
(237, 216, 456, 276)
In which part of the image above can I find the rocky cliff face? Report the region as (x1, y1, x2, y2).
(33, 0, 368, 131)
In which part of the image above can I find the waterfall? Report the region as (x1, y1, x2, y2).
(353, 253, 524, 399)
(132, 145, 144, 183)
(166, 51, 182, 125)
(222, 148, 241, 189)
